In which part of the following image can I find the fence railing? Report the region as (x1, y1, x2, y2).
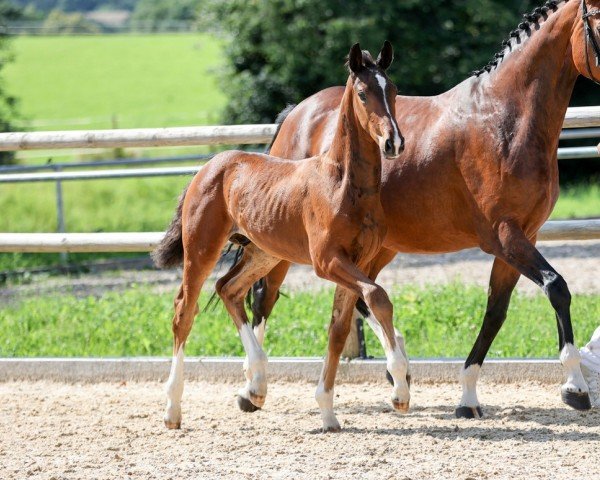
(1, 219, 599, 253)
(1, 109, 600, 256)
(0, 106, 599, 152)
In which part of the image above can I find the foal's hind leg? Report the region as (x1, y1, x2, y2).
(494, 223, 591, 410)
(164, 219, 232, 429)
(455, 257, 520, 419)
(216, 245, 281, 410)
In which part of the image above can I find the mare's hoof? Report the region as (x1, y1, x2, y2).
(455, 406, 483, 419)
(562, 390, 592, 411)
(385, 370, 412, 388)
(237, 394, 261, 413)
(164, 419, 181, 429)
(392, 399, 410, 413)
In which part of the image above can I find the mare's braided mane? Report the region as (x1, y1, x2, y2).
(472, 0, 566, 77)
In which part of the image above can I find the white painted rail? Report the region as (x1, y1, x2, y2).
(0, 220, 598, 253)
(0, 166, 201, 183)
(564, 106, 600, 128)
(0, 124, 278, 151)
(0, 146, 597, 184)
(0, 106, 598, 151)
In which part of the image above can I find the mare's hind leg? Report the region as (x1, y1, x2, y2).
(215, 245, 281, 410)
(315, 253, 410, 431)
(455, 257, 520, 419)
(164, 219, 232, 429)
(494, 223, 591, 410)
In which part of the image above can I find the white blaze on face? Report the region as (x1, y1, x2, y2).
(375, 73, 402, 151)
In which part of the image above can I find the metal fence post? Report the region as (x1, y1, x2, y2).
(53, 164, 68, 265)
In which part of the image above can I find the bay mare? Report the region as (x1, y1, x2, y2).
(153, 43, 408, 431)
(235, 0, 600, 417)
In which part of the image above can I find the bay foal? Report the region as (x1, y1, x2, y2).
(153, 42, 407, 431)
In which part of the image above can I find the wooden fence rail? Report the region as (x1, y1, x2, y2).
(0, 220, 599, 253)
(0, 106, 599, 151)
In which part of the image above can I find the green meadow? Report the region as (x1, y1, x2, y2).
(1, 283, 598, 358)
(5, 34, 227, 132)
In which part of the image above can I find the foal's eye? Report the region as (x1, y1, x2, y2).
(358, 91, 367, 103)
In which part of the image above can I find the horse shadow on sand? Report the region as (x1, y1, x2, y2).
(306, 403, 600, 441)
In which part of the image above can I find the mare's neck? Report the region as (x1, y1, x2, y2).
(326, 77, 382, 192)
(477, 1, 579, 147)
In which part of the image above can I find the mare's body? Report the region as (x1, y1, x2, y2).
(241, 0, 600, 415)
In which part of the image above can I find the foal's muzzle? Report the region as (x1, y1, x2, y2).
(383, 136, 404, 159)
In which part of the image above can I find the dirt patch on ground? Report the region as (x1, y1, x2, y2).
(1, 380, 598, 479)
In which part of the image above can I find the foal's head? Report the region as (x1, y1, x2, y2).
(347, 41, 404, 159)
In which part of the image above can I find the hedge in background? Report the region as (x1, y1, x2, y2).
(211, 0, 600, 125)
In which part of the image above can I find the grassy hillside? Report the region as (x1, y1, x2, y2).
(4, 34, 226, 131)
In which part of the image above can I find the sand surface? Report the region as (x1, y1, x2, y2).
(1, 380, 598, 480)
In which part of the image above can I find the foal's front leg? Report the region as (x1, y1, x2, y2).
(315, 254, 410, 431)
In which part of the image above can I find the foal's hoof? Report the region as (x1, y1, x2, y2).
(392, 399, 410, 413)
(386, 370, 412, 388)
(322, 424, 342, 433)
(562, 390, 592, 411)
(249, 392, 266, 408)
(164, 419, 181, 430)
(455, 406, 483, 419)
(237, 394, 261, 413)
(322, 418, 342, 433)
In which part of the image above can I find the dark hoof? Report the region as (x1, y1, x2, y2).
(562, 390, 592, 411)
(386, 370, 411, 388)
(455, 405, 483, 419)
(236, 395, 261, 413)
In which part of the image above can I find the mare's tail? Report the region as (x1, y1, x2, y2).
(152, 185, 189, 269)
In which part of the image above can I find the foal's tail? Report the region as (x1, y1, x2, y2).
(152, 185, 189, 269)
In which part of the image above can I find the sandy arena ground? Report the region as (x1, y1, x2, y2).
(1, 380, 598, 479)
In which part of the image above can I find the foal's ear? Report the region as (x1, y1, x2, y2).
(376, 40, 394, 71)
(348, 43, 363, 74)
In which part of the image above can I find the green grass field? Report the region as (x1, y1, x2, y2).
(5, 34, 226, 132)
(1, 283, 598, 358)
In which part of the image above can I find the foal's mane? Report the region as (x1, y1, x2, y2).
(472, 0, 570, 77)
